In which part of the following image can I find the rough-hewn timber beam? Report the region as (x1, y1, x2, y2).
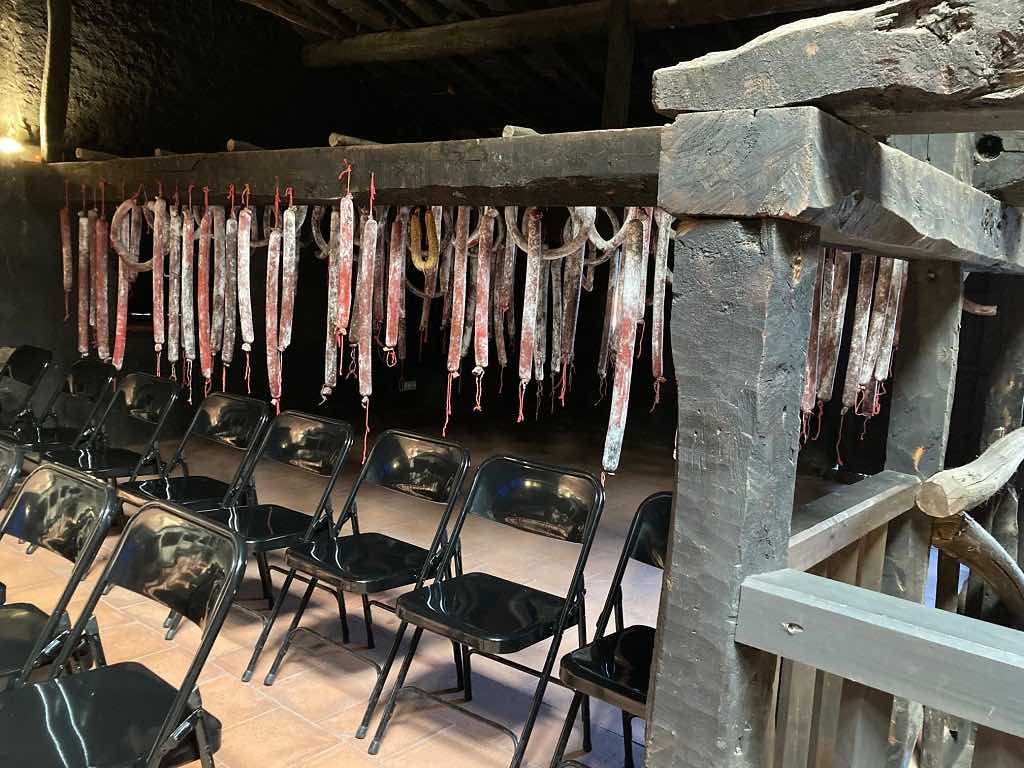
(647, 218, 819, 768)
(975, 132, 1024, 206)
(659, 107, 1024, 271)
(303, 0, 863, 66)
(40, 0, 71, 163)
(788, 470, 919, 571)
(736, 569, 1024, 739)
(652, 0, 1024, 135)
(21, 128, 661, 207)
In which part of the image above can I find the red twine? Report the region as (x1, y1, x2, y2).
(473, 371, 483, 413)
(442, 372, 454, 438)
(361, 397, 370, 464)
(517, 381, 527, 423)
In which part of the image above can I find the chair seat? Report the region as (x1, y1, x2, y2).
(0, 661, 221, 767)
(0, 424, 79, 452)
(285, 529, 430, 595)
(44, 446, 149, 479)
(0, 603, 50, 688)
(396, 572, 578, 654)
(559, 625, 654, 717)
(120, 476, 231, 509)
(199, 504, 311, 553)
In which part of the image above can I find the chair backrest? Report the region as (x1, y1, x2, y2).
(52, 502, 245, 764)
(460, 455, 603, 544)
(1, 346, 52, 387)
(0, 463, 116, 565)
(0, 439, 24, 508)
(85, 372, 177, 447)
(44, 359, 116, 434)
(358, 429, 469, 505)
(1, 463, 117, 688)
(628, 491, 672, 569)
(0, 345, 52, 418)
(165, 393, 270, 486)
(239, 411, 354, 522)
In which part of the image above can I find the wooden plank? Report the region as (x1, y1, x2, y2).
(888, 134, 976, 185)
(22, 127, 662, 207)
(737, 568, 1024, 740)
(833, 526, 892, 768)
(40, 0, 71, 163)
(302, 0, 868, 66)
(774, 660, 817, 768)
(651, 0, 1024, 135)
(646, 218, 819, 768)
(788, 469, 919, 571)
(600, 0, 634, 129)
(658, 108, 1024, 271)
(972, 727, 1024, 767)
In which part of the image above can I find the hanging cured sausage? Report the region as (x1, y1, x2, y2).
(152, 197, 167, 374)
(94, 205, 111, 363)
(384, 208, 409, 361)
(222, 204, 239, 390)
(59, 195, 72, 321)
(181, 204, 197, 399)
(168, 204, 182, 379)
(649, 210, 673, 407)
(517, 209, 542, 422)
(336, 192, 355, 351)
(800, 254, 826, 435)
(266, 223, 282, 411)
(841, 254, 877, 415)
(443, 206, 470, 436)
(356, 193, 379, 462)
(76, 204, 92, 356)
(211, 206, 226, 361)
(602, 219, 645, 477)
(322, 209, 342, 402)
(197, 205, 214, 395)
(237, 202, 255, 392)
(110, 200, 132, 371)
(473, 208, 495, 411)
(816, 249, 852, 406)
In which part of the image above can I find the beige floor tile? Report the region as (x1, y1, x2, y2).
(218, 708, 340, 767)
(99, 621, 175, 661)
(197, 674, 279, 724)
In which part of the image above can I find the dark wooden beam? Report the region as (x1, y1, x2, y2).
(974, 132, 1024, 206)
(600, 0, 634, 128)
(658, 107, 1024, 271)
(652, 0, 1024, 135)
(40, 0, 71, 163)
(303, 0, 864, 66)
(647, 218, 819, 768)
(22, 127, 661, 206)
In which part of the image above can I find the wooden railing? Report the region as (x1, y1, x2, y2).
(755, 432, 1024, 768)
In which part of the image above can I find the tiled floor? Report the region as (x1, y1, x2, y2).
(4, 428, 678, 767)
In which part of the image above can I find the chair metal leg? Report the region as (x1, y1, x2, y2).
(509, 631, 566, 768)
(355, 620, 412, 739)
(242, 568, 296, 683)
(85, 615, 107, 668)
(549, 692, 584, 768)
(165, 611, 184, 641)
(621, 712, 635, 768)
(451, 641, 465, 693)
(368, 626, 425, 755)
(263, 576, 317, 686)
(576, 600, 592, 753)
(255, 553, 275, 610)
(361, 593, 375, 649)
(336, 588, 351, 645)
(463, 644, 474, 702)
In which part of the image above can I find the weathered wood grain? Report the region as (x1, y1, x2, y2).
(652, 0, 1024, 135)
(658, 108, 1024, 271)
(788, 469, 919, 571)
(646, 218, 818, 768)
(972, 727, 1024, 767)
(24, 128, 661, 207)
(917, 428, 1024, 518)
(600, 0, 634, 129)
(736, 568, 1024, 739)
(40, 0, 71, 163)
(974, 132, 1024, 206)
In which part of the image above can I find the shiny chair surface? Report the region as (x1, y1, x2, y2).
(0, 439, 23, 510)
(0, 502, 246, 768)
(0, 464, 116, 691)
(43, 372, 178, 482)
(256, 429, 469, 686)
(118, 392, 270, 510)
(363, 456, 604, 768)
(1, 359, 116, 461)
(0, 345, 53, 429)
(550, 491, 671, 768)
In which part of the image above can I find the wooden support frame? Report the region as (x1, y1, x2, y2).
(736, 569, 1024, 740)
(647, 217, 819, 768)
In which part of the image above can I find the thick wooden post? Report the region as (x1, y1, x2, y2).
(884, 260, 965, 767)
(600, 0, 634, 128)
(40, 0, 72, 163)
(646, 216, 819, 768)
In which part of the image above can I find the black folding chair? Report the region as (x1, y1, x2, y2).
(0, 501, 246, 768)
(0, 463, 117, 691)
(1, 358, 116, 463)
(549, 491, 671, 768)
(43, 372, 178, 483)
(0, 345, 53, 431)
(257, 429, 470, 689)
(181, 411, 353, 666)
(362, 455, 604, 768)
(118, 392, 271, 511)
(0, 440, 23, 510)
